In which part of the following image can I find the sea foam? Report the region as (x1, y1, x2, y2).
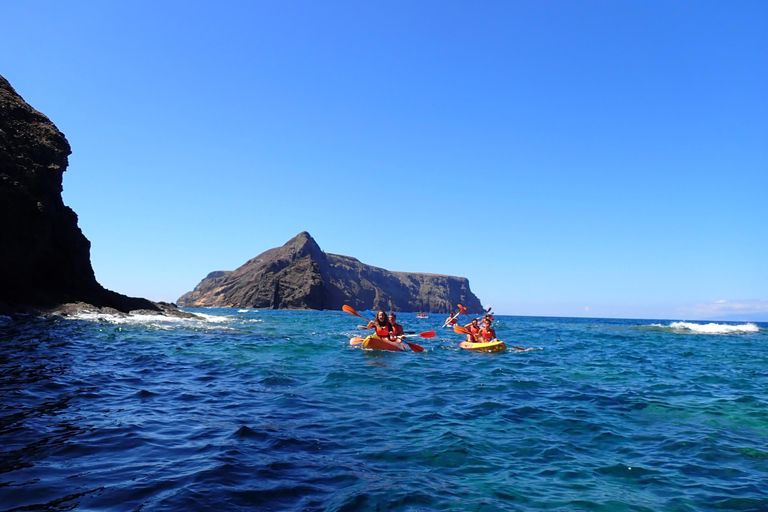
(67, 310, 234, 330)
(660, 321, 761, 334)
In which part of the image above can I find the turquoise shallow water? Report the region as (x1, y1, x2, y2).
(1, 310, 767, 511)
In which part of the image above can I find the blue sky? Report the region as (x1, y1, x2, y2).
(3, 1, 766, 320)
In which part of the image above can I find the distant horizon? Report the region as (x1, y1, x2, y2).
(175, 305, 768, 324)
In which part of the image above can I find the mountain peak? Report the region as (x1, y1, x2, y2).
(178, 232, 484, 312)
(283, 231, 323, 259)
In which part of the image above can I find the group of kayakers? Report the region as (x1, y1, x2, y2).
(367, 310, 405, 341)
(444, 309, 496, 344)
(367, 308, 496, 344)
(461, 315, 496, 344)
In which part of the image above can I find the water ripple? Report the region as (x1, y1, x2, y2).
(1, 311, 767, 511)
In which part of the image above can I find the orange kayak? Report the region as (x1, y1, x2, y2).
(351, 335, 407, 352)
(460, 339, 507, 352)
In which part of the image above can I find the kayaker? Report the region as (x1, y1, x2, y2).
(388, 313, 404, 337)
(367, 310, 396, 341)
(445, 313, 458, 326)
(464, 318, 481, 343)
(479, 322, 496, 342)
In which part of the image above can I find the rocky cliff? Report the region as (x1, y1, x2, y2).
(178, 232, 484, 313)
(0, 74, 163, 315)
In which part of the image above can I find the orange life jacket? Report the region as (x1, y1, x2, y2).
(375, 323, 393, 339)
(480, 328, 495, 340)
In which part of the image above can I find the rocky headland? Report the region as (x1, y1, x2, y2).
(178, 232, 484, 314)
(0, 74, 193, 319)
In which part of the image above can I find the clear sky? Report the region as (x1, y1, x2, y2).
(3, 1, 766, 320)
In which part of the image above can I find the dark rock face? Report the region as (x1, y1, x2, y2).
(178, 232, 484, 314)
(0, 74, 158, 314)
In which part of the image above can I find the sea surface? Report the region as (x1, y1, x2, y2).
(1, 310, 767, 512)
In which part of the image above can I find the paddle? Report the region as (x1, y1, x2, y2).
(453, 325, 527, 351)
(343, 305, 426, 352)
(402, 331, 436, 338)
(441, 304, 467, 327)
(473, 308, 494, 323)
(343, 304, 370, 320)
(453, 325, 475, 336)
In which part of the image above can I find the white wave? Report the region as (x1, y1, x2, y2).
(67, 310, 235, 330)
(660, 321, 761, 334)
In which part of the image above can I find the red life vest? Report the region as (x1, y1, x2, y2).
(468, 324, 480, 334)
(391, 324, 404, 336)
(480, 328, 495, 340)
(374, 323, 392, 339)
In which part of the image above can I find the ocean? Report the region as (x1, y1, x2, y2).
(1, 310, 766, 511)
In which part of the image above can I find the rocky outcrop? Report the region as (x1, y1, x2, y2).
(178, 232, 484, 313)
(0, 74, 166, 316)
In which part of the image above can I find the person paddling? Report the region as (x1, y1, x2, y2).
(463, 317, 481, 344)
(367, 310, 396, 341)
(388, 313, 404, 337)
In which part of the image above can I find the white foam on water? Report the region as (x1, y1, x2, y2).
(67, 310, 235, 330)
(659, 321, 761, 334)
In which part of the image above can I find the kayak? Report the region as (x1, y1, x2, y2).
(351, 335, 408, 352)
(460, 339, 507, 352)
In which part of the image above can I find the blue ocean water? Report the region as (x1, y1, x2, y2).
(1, 310, 767, 511)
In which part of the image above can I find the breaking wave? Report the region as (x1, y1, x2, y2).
(653, 321, 760, 334)
(66, 310, 235, 330)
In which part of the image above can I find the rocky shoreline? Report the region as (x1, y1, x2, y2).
(0, 300, 200, 321)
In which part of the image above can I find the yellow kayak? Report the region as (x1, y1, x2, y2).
(460, 339, 507, 352)
(350, 335, 408, 352)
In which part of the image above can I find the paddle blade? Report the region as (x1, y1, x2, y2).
(350, 337, 365, 345)
(418, 331, 436, 338)
(406, 342, 425, 352)
(343, 305, 366, 319)
(454, 325, 471, 335)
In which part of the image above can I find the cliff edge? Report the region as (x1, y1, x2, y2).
(0, 74, 178, 317)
